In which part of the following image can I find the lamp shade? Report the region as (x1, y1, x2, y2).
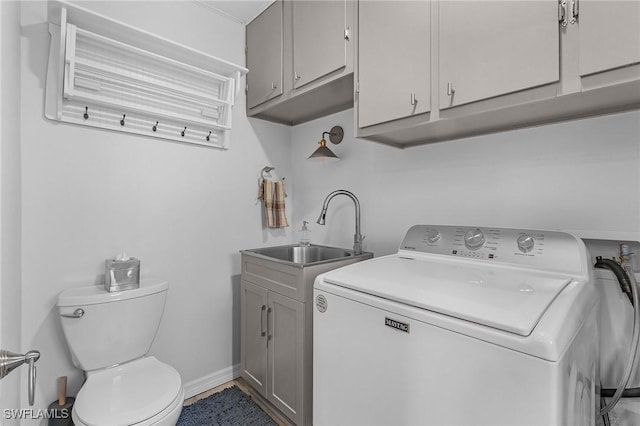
(307, 138, 340, 161)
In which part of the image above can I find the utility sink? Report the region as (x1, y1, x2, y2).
(242, 244, 372, 267)
(239, 242, 372, 426)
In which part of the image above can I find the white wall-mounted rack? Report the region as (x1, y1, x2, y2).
(45, 0, 248, 149)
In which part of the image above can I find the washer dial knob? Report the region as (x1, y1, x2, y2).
(517, 234, 535, 253)
(464, 229, 485, 250)
(426, 229, 441, 244)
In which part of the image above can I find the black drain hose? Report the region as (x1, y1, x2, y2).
(594, 256, 639, 401)
(601, 387, 640, 398)
(595, 256, 634, 306)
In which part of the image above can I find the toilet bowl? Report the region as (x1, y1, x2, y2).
(72, 357, 183, 426)
(58, 279, 184, 425)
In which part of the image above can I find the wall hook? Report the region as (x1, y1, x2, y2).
(152, 121, 158, 132)
(181, 126, 187, 137)
(120, 114, 126, 126)
(206, 131, 211, 142)
(83, 106, 89, 120)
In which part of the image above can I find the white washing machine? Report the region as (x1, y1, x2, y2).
(313, 225, 600, 426)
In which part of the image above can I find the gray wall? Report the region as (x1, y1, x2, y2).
(1, 0, 23, 420)
(292, 109, 640, 255)
(19, 0, 292, 408)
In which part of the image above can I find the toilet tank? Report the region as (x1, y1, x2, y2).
(57, 278, 168, 371)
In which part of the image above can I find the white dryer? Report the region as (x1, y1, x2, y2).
(313, 225, 599, 426)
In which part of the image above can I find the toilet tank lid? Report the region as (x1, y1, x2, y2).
(57, 278, 168, 307)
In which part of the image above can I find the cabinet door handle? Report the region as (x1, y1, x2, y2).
(447, 82, 455, 96)
(558, 0, 568, 27)
(267, 307, 273, 341)
(260, 305, 266, 337)
(271, 82, 277, 90)
(410, 92, 417, 106)
(294, 72, 301, 81)
(570, 0, 579, 24)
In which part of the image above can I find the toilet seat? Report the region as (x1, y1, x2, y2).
(73, 356, 183, 426)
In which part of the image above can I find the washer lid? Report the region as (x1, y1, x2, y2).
(74, 356, 182, 426)
(321, 255, 573, 336)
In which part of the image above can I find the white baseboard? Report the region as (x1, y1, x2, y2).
(182, 363, 241, 399)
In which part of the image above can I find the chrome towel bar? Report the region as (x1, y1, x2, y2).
(0, 349, 41, 406)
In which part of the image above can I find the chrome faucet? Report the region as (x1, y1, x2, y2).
(317, 190, 364, 255)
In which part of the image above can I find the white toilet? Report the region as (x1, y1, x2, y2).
(57, 278, 184, 426)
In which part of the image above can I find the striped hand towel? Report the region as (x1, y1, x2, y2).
(258, 178, 289, 228)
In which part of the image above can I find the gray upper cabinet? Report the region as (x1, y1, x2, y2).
(578, 1, 640, 78)
(246, 0, 356, 125)
(246, 1, 283, 109)
(358, 1, 430, 128)
(439, 1, 559, 110)
(292, 1, 347, 89)
(247, 1, 638, 144)
(355, 0, 640, 147)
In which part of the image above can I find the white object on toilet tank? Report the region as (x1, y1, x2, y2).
(57, 279, 168, 371)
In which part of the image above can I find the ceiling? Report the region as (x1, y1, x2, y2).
(196, 0, 274, 24)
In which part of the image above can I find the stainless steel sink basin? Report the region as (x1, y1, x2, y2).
(242, 244, 372, 266)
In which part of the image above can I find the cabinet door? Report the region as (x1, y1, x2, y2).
(358, 1, 430, 128)
(240, 280, 268, 396)
(267, 292, 304, 425)
(439, 1, 559, 109)
(246, 0, 283, 108)
(578, 1, 640, 77)
(292, 0, 347, 89)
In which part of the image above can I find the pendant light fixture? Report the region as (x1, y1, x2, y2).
(307, 126, 344, 162)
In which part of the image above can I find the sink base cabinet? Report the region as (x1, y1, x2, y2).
(241, 281, 268, 395)
(239, 252, 373, 425)
(240, 280, 307, 425)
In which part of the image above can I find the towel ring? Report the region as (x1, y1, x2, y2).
(261, 166, 275, 180)
(261, 166, 285, 181)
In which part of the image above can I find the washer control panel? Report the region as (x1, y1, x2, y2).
(399, 225, 586, 273)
